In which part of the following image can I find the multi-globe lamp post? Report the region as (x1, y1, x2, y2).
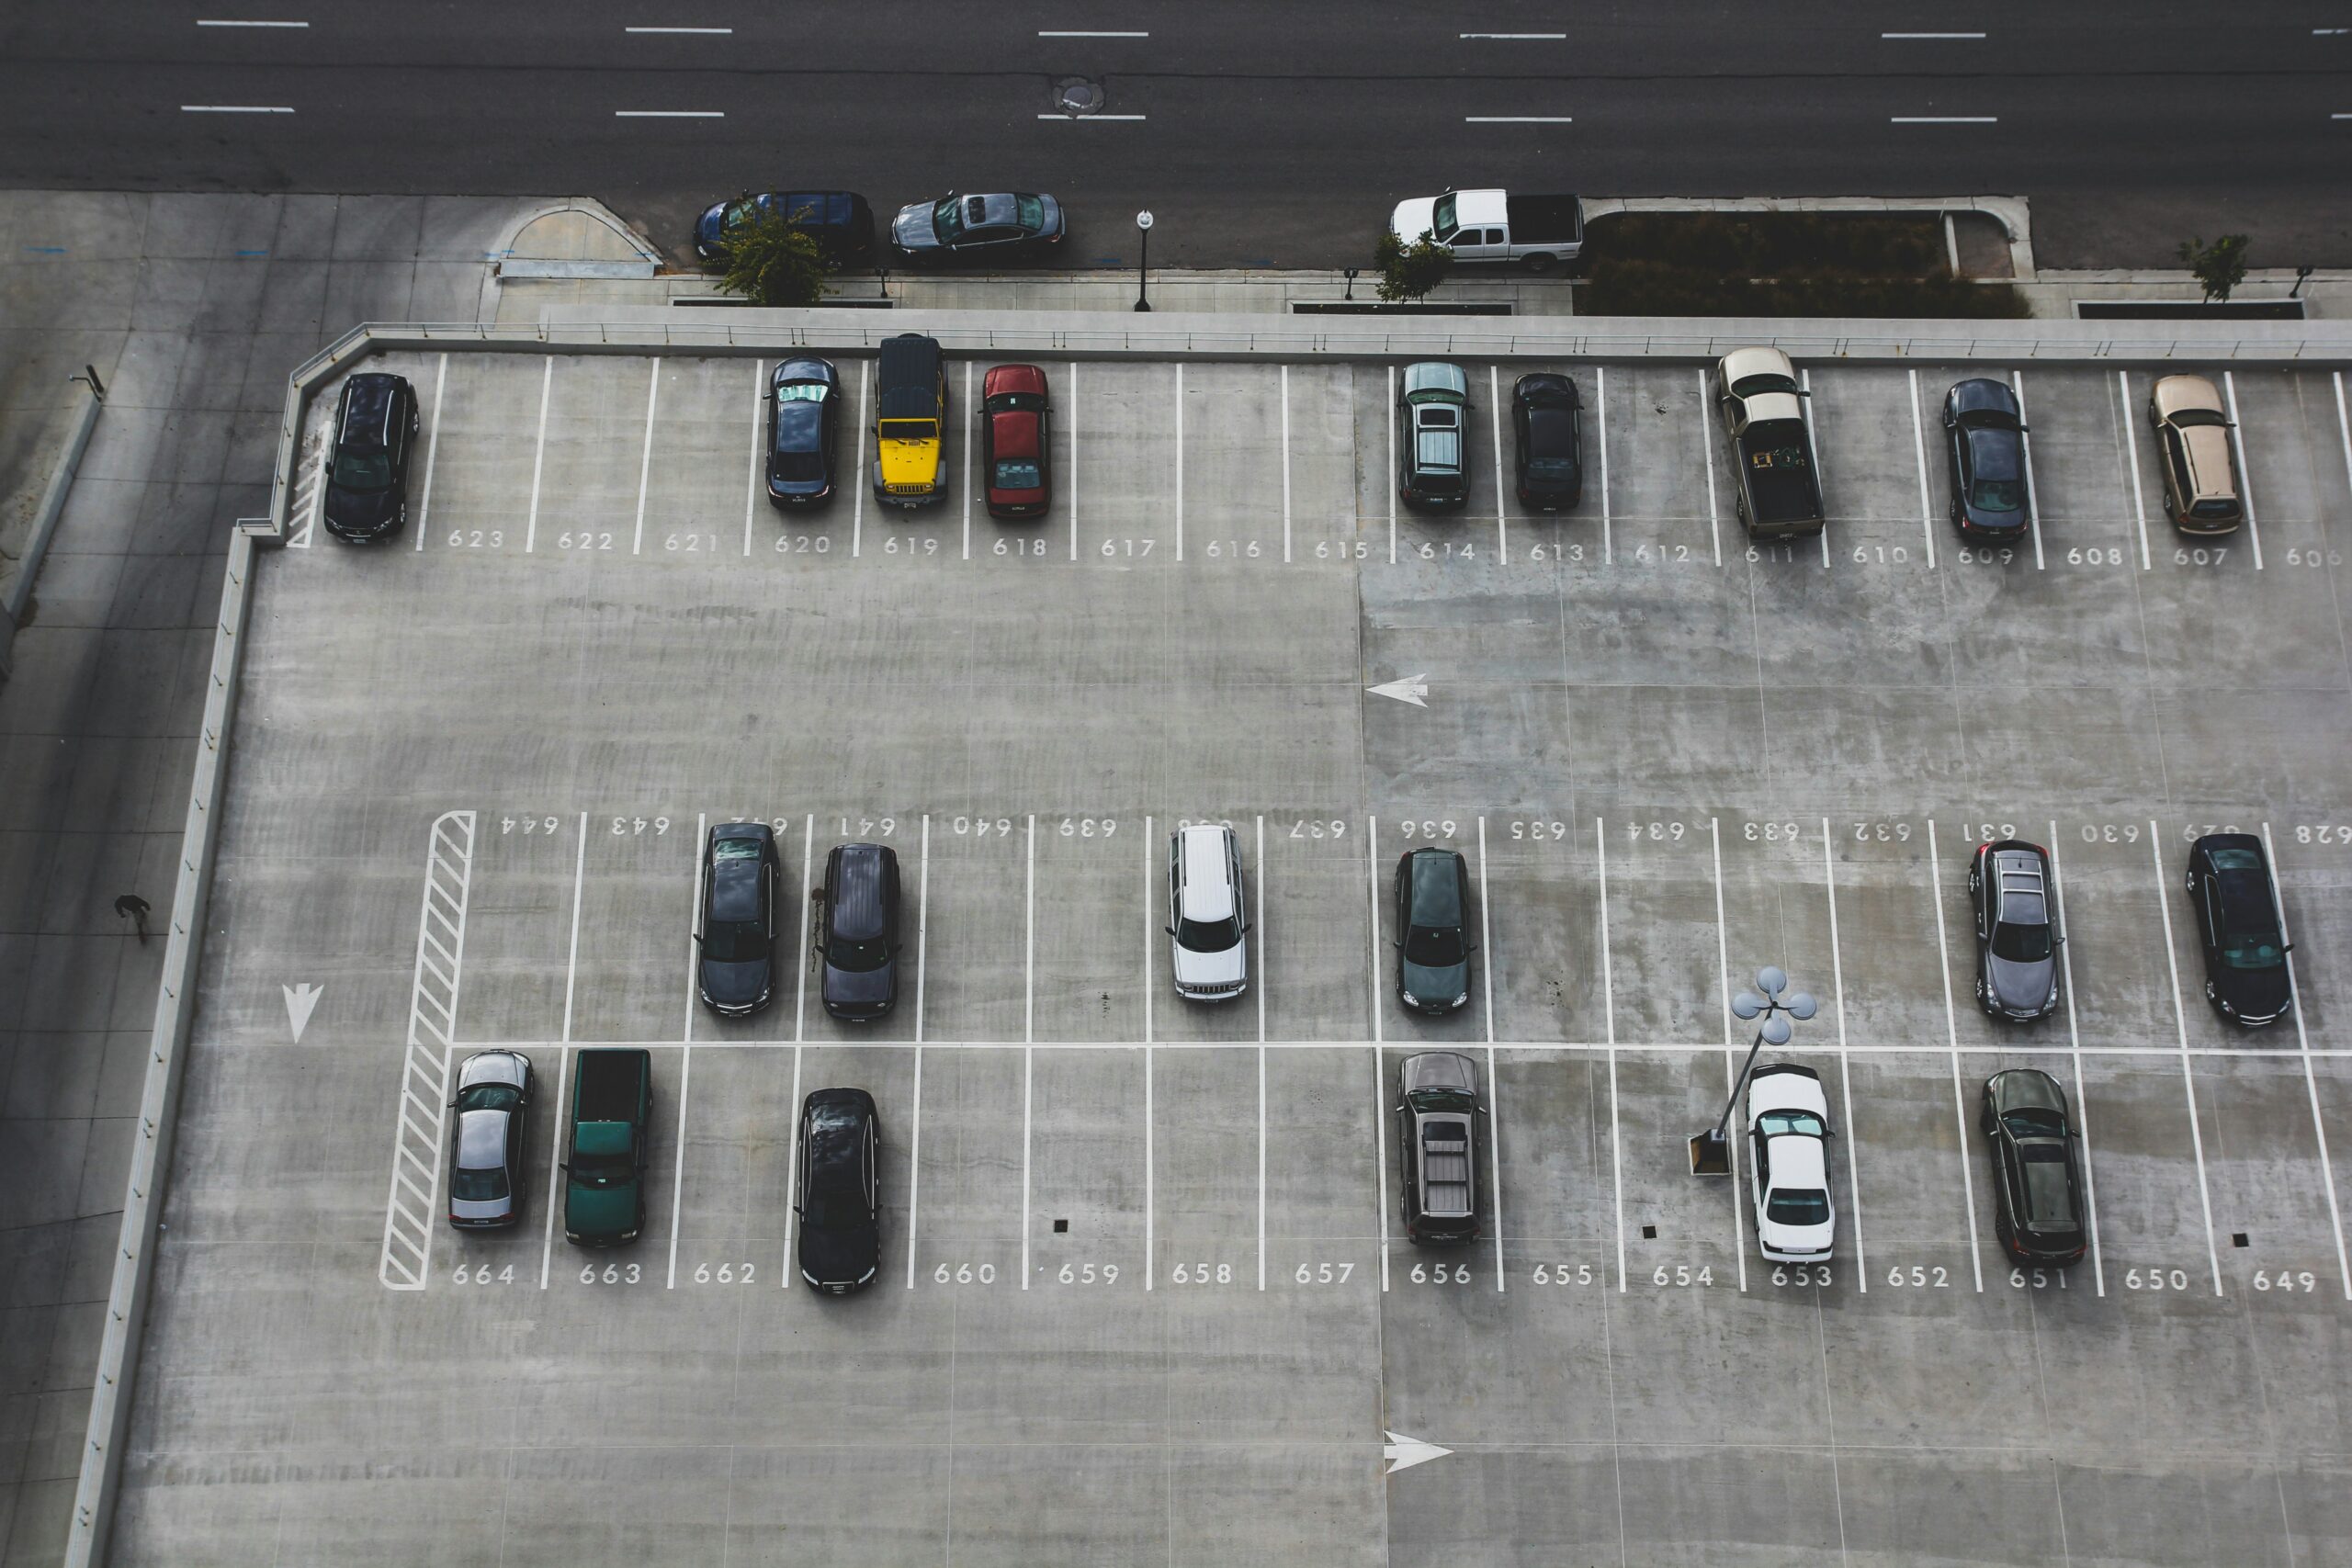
(1689, 965, 1818, 1176)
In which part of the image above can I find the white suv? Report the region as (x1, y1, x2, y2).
(1747, 1063, 1836, 1264)
(1168, 824, 1249, 1000)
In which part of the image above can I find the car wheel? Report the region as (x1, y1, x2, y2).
(1521, 253, 1555, 274)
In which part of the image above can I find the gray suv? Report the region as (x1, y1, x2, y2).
(1968, 840, 2061, 1021)
(1396, 1052, 1483, 1245)
(1167, 824, 1249, 1000)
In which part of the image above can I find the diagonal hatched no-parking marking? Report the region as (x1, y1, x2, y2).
(378, 809, 476, 1290)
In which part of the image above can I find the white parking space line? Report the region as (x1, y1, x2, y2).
(1597, 365, 1612, 564)
(1280, 367, 1294, 563)
(792, 815, 813, 1040)
(1143, 815, 1155, 1290)
(413, 353, 447, 552)
(961, 361, 973, 562)
(1022, 815, 1035, 1289)
(1479, 818, 1504, 1292)
(197, 17, 309, 26)
(538, 814, 587, 1291)
(1039, 28, 1148, 36)
(778, 1043, 802, 1288)
(1891, 116, 1997, 124)
(2045, 827, 2105, 1295)
(1257, 815, 1268, 1290)
(2117, 370, 2153, 570)
(1907, 369, 1938, 569)
(1462, 31, 1566, 39)
(1821, 819, 1868, 1291)
(1490, 366, 1509, 563)
(523, 355, 551, 551)
(852, 359, 869, 558)
(1174, 364, 1185, 561)
(615, 109, 724, 118)
(667, 814, 704, 1289)
(1066, 361, 1080, 561)
(1386, 366, 1397, 565)
(2264, 825, 2352, 1299)
(561, 813, 587, 1042)
(1710, 820, 1748, 1288)
(291, 443, 322, 548)
(2335, 372, 2352, 505)
(379, 810, 476, 1291)
(633, 360, 659, 556)
(738, 359, 761, 557)
(1925, 822, 1984, 1290)
(1800, 367, 1830, 568)
(1465, 116, 1574, 124)
(2222, 371, 2265, 569)
(1883, 30, 1985, 38)
(1367, 816, 1389, 1291)
(907, 816, 929, 1287)
(2009, 370, 2047, 569)
(1699, 367, 1721, 566)
(2149, 822, 2225, 1294)
(1598, 818, 1625, 1292)
(180, 104, 295, 113)
(626, 25, 731, 33)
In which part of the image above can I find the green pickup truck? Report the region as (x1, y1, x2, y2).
(562, 1048, 653, 1247)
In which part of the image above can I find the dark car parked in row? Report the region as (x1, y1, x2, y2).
(1968, 840, 2061, 1021)
(1980, 1067, 2087, 1265)
(814, 842, 904, 1021)
(981, 363, 1053, 519)
(797, 1088, 882, 1292)
(1395, 847, 1474, 1016)
(322, 371, 420, 542)
(695, 190, 874, 265)
(698, 822, 781, 1017)
(1511, 372, 1584, 511)
(767, 357, 842, 507)
(1396, 362, 1470, 508)
(890, 191, 1065, 264)
(447, 1049, 531, 1229)
(2185, 833, 2294, 1025)
(1942, 378, 2030, 540)
(1396, 1052, 1484, 1245)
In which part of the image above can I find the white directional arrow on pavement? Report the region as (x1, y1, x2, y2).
(1367, 674, 1430, 708)
(1382, 1430, 1453, 1474)
(283, 982, 323, 1043)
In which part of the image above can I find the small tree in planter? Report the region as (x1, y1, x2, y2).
(718, 204, 834, 308)
(1374, 227, 1453, 303)
(2177, 233, 2252, 304)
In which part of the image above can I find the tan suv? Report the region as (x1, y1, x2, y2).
(2148, 374, 2242, 534)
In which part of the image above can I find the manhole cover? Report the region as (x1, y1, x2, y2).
(1053, 77, 1105, 116)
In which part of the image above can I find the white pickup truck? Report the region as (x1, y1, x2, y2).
(1387, 189, 1584, 271)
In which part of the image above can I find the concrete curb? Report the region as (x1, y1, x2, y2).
(0, 377, 103, 679)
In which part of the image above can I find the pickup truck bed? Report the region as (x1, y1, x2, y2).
(1504, 194, 1582, 245)
(573, 1049, 648, 1127)
(1736, 418, 1826, 536)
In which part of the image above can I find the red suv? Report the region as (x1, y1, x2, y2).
(981, 364, 1052, 519)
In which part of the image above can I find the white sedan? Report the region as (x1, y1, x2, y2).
(1747, 1063, 1836, 1263)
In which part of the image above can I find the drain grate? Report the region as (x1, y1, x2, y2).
(1053, 1218, 1069, 1234)
(1641, 1224, 1658, 1240)
(2233, 1232, 2250, 1247)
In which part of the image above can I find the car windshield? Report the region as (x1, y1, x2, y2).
(933, 197, 963, 241)
(776, 382, 827, 403)
(2003, 1108, 2065, 1138)
(1017, 195, 1045, 231)
(722, 198, 760, 230)
(458, 1084, 519, 1114)
(1758, 1110, 1825, 1138)
(1990, 919, 2052, 963)
(1970, 478, 2023, 513)
(450, 1166, 508, 1201)
(1431, 194, 1457, 239)
(829, 936, 889, 973)
(2170, 407, 2226, 427)
(703, 917, 763, 964)
(1176, 916, 1240, 953)
(1766, 1188, 1830, 1225)
(1409, 1087, 1477, 1112)
(2190, 498, 2239, 519)
(1404, 924, 1464, 967)
(993, 458, 1042, 490)
(1733, 372, 1798, 398)
(1528, 458, 1577, 479)
(331, 451, 391, 491)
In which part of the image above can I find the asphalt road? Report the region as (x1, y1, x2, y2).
(3, 2, 2349, 268)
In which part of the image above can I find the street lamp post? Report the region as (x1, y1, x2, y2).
(1134, 210, 1154, 312)
(1689, 966, 1818, 1176)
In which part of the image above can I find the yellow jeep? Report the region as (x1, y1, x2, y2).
(873, 333, 947, 506)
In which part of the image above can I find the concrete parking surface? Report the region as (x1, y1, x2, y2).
(120, 347, 2352, 1564)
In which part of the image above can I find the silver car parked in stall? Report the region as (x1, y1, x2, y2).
(447, 1049, 532, 1229)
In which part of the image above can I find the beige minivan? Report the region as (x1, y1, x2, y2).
(2148, 374, 2243, 534)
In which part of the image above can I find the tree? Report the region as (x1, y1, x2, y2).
(1374, 227, 1453, 303)
(2177, 233, 2251, 304)
(718, 204, 834, 308)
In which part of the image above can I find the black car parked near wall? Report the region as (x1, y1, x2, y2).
(322, 371, 420, 542)
(2184, 833, 2294, 1025)
(1942, 378, 2031, 540)
(814, 843, 903, 1021)
(767, 357, 842, 507)
(1511, 373, 1584, 511)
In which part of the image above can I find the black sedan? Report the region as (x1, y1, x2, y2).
(797, 1088, 881, 1293)
(2185, 834, 2294, 1025)
(697, 822, 781, 1017)
(447, 1050, 531, 1228)
(1979, 1068, 2087, 1265)
(322, 371, 420, 542)
(1511, 373, 1584, 510)
(1395, 848, 1474, 1015)
(767, 357, 842, 507)
(816, 842, 903, 1021)
(1967, 840, 2061, 1021)
(1942, 378, 2030, 540)
(889, 192, 1065, 264)
(694, 190, 874, 265)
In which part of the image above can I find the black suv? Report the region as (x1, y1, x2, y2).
(1396, 1052, 1483, 1245)
(1511, 372, 1584, 510)
(1967, 840, 2060, 1021)
(322, 371, 420, 542)
(2185, 833, 2293, 1025)
(1395, 848, 1473, 1016)
(813, 843, 903, 1021)
(697, 823, 781, 1017)
(1980, 1068, 2086, 1265)
(797, 1088, 881, 1293)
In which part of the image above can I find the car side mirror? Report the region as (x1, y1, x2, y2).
(1241, 919, 1254, 934)
(558, 1161, 571, 1173)
(1163, 926, 1177, 937)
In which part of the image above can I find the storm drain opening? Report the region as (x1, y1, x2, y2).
(2233, 1233, 2251, 1247)
(1640, 1224, 1658, 1240)
(1053, 1219, 1069, 1234)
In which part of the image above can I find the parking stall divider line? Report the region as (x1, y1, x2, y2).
(1599, 818, 1625, 1292)
(1907, 369, 1938, 570)
(2222, 370, 2265, 569)
(2148, 820, 2225, 1294)
(2010, 370, 2046, 570)
(794, 814, 814, 1042)
(2119, 370, 2154, 570)
(852, 359, 868, 558)
(1480, 818, 1503, 1292)
(1066, 360, 1079, 562)
(1368, 816, 1390, 1290)
(537, 1046, 569, 1289)
(562, 812, 587, 1043)
(413, 352, 446, 552)
(524, 355, 551, 552)
(1491, 365, 1510, 563)
(2335, 373, 2352, 508)
(1144, 815, 1154, 1290)
(1925, 822, 1985, 1290)
(1174, 363, 1184, 562)
(379, 809, 477, 1290)
(635, 360, 660, 556)
(1801, 368, 1830, 569)
(1711, 819, 1748, 1289)
(1258, 814, 1267, 1291)
(2045, 825, 2106, 1294)
(2263, 824, 2352, 1298)
(961, 360, 973, 562)
(741, 360, 761, 557)
(780, 1043, 803, 1289)
(1699, 367, 1722, 567)
(1597, 365, 1612, 565)
(1281, 367, 1293, 563)
(1386, 366, 1397, 565)
(1821, 819, 1867, 1292)
(908, 815, 929, 1288)
(1023, 814, 1035, 1288)
(668, 813, 705, 1289)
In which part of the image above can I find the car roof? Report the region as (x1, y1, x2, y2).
(1407, 850, 1464, 926)
(1947, 378, 2018, 419)
(455, 1107, 510, 1169)
(1720, 345, 1794, 384)
(709, 850, 763, 922)
(989, 408, 1042, 461)
(2153, 373, 2223, 417)
(878, 333, 942, 380)
(827, 843, 892, 942)
(1177, 826, 1236, 921)
(1402, 362, 1467, 399)
(1770, 1135, 1827, 1189)
(984, 363, 1047, 397)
